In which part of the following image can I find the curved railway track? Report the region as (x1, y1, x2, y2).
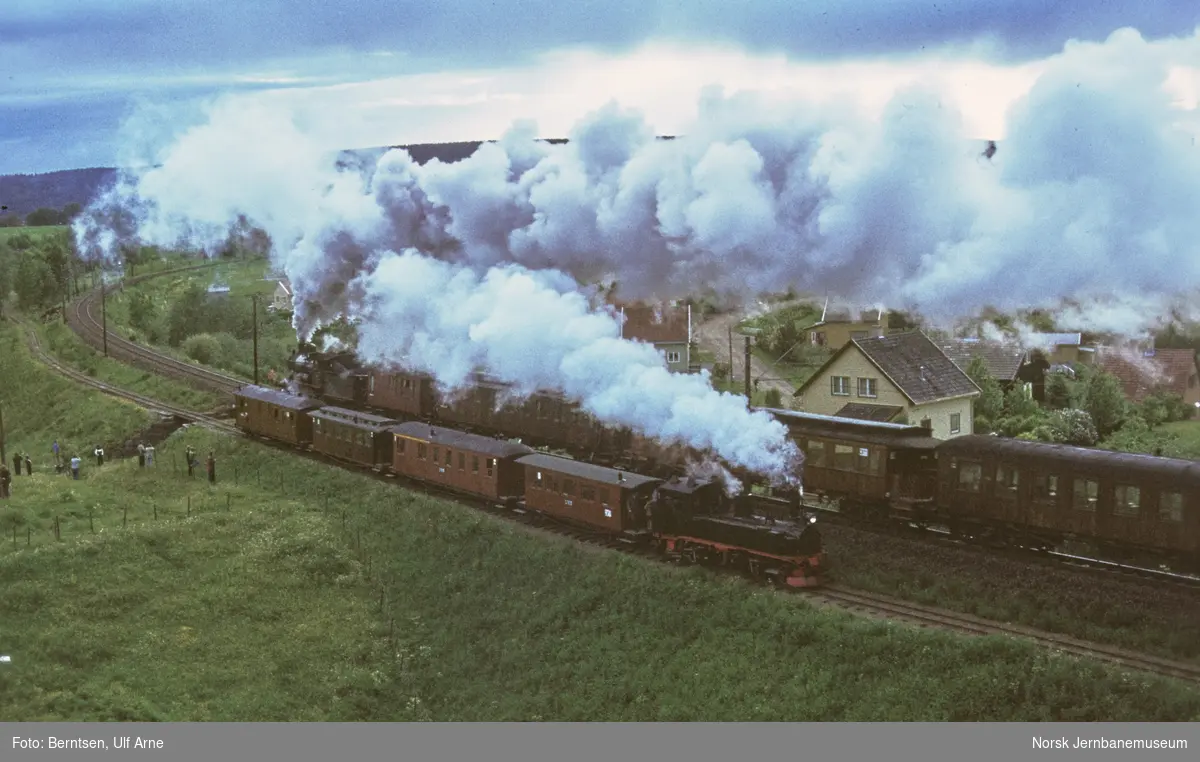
(68, 263, 244, 396)
(35, 264, 1200, 685)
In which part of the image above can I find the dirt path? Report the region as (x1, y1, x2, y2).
(693, 308, 799, 402)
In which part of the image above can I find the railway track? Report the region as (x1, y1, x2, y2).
(37, 264, 1200, 685)
(68, 262, 245, 396)
(21, 318, 239, 437)
(811, 586, 1200, 685)
(807, 500, 1200, 593)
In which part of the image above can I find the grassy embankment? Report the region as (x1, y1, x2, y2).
(3, 314, 1200, 720)
(100, 255, 296, 383)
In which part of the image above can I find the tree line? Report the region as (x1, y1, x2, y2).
(0, 203, 83, 228)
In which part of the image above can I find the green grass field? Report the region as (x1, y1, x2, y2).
(3, 422, 1200, 721)
(0, 322, 156, 464)
(0, 225, 66, 242)
(1160, 420, 1200, 453)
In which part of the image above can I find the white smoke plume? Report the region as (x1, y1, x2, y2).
(350, 251, 800, 481)
(67, 27, 1200, 477)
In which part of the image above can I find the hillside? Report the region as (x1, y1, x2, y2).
(0, 137, 677, 222)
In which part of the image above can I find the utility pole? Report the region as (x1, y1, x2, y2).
(727, 324, 734, 383)
(101, 274, 108, 357)
(744, 335, 752, 401)
(252, 294, 259, 385)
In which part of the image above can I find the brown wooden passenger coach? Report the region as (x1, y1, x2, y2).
(233, 385, 322, 446)
(389, 422, 534, 502)
(764, 409, 940, 520)
(367, 369, 436, 418)
(309, 406, 397, 469)
(517, 453, 662, 532)
(936, 435, 1200, 565)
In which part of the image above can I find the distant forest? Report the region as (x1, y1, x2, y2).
(0, 167, 118, 221)
(0, 136, 674, 226)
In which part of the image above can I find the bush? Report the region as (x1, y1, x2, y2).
(763, 388, 783, 408)
(182, 333, 222, 365)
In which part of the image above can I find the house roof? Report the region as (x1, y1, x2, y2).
(1094, 347, 1199, 403)
(516, 453, 662, 489)
(939, 338, 1028, 381)
(615, 302, 690, 344)
(793, 330, 980, 405)
(1027, 332, 1083, 347)
(833, 402, 906, 422)
(816, 297, 884, 325)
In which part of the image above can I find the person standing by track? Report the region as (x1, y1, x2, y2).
(70, 455, 81, 480)
(24, 454, 32, 475)
(0, 463, 10, 498)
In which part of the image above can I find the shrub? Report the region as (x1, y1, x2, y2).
(182, 333, 222, 365)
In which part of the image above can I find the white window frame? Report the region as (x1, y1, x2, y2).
(857, 377, 877, 398)
(666, 350, 681, 364)
(831, 376, 850, 396)
(950, 413, 961, 434)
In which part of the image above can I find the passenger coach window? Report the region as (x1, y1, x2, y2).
(472, 457, 479, 474)
(396, 438, 406, 455)
(581, 485, 596, 500)
(806, 441, 826, 468)
(1113, 485, 1140, 517)
(957, 462, 982, 492)
(1160, 492, 1184, 523)
(1073, 479, 1098, 511)
(833, 444, 855, 471)
(996, 466, 1019, 493)
(487, 459, 495, 477)
(563, 479, 576, 496)
(1034, 474, 1058, 499)
(458, 453, 466, 471)
(418, 444, 427, 460)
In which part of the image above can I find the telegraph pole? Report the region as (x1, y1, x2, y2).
(252, 294, 259, 385)
(101, 274, 108, 357)
(744, 335, 752, 401)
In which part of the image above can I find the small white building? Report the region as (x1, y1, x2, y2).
(271, 280, 292, 312)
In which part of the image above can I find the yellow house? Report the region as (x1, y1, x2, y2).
(791, 331, 981, 439)
(807, 298, 886, 349)
(1027, 332, 1094, 366)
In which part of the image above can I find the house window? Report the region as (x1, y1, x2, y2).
(950, 413, 961, 435)
(811, 331, 826, 346)
(1034, 474, 1058, 500)
(1073, 478, 1098, 511)
(957, 462, 982, 492)
(1160, 492, 1184, 522)
(831, 376, 850, 396)
(857, 378, 877, 398)
(920, 418, 932, 430)
(1113, 485, 1140, 517)
(666, 351, 681, 364)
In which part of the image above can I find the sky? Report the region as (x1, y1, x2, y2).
(3, 1, 1200, 175)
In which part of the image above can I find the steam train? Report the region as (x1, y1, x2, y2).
(228, 346, 829, 588)
(283, 343, 1200, 576)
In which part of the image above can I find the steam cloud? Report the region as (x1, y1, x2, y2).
(71, 27, 1200, 478)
